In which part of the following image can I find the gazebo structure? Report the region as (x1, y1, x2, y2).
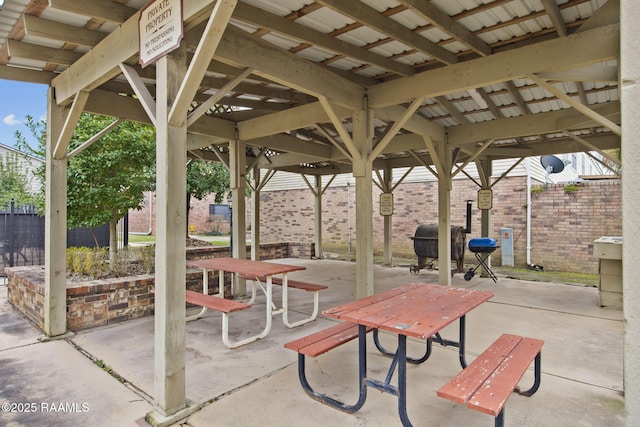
(0, 0, 636, 424)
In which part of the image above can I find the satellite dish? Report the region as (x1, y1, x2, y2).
(540, 155, 565, 174)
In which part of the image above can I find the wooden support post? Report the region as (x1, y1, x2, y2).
(314, 175, 323, 259)
(43, 87, 68, 338)
(436, 139, 452, 286)
(352, 108, 374, 298)
(229, 139, 247, 296)
(621, 1, 640, 424)
(477, 159, 493, 277)
(383, 167, 393, 266)
(251, 165, 261, 261)
(153, 46, 188, 417)
(478, 160, 492, 238)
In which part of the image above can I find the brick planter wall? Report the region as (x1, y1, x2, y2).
(5, 242, 313, 332)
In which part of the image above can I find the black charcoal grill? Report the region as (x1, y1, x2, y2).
(409, 225, 466, 274)
(409, 200, 472, 275)
(464, 237, 499, 283)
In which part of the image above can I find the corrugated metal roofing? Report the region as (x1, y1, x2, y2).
(0, 0, 620, 179)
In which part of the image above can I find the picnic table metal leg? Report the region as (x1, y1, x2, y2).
(396, 334, 413, 427)
(373, 329, 432, 364)
(373, 313, 467, 369)
(219, 268, 225, 298)
(244, 277, 258, 305)
(246, 276, 273, 308)
(221, 279, 273, 349)
(186, 267, 209, 321)
(365, 334, 413, 426)
(495, 408, 505, 427)
(429, 315, 468, 368)
(282, 273, 320, 328)
(374, 315, 467, 368)
(515, 352, 542, 396)
(458, 315, 467, 368)
(296, 325, 368, 413)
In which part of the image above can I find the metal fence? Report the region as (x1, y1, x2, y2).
(1, 200, 110, 277)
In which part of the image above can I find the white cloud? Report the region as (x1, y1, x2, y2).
(3, 114, 22, 126)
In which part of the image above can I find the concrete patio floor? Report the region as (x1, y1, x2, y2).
(0, 259, 625, 426)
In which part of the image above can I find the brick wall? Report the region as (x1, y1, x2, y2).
(129, 193, 231, 235)
(256, 178, 621, 274)
(129, 178, 621, 274)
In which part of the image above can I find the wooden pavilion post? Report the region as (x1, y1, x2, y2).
(314, 175, 323, 259)
(250, 165, 261, 261)
(229, 139, 247, 296)
(621, 0, 640, 424)
(476, 159, 493, 239)
(436, 139, 452, 286)
(382, 166, 393, 266)
(353, 108, 375, 298)
(476, 159, 494, 276)
(43, 87, 69, 338)
(152, 46, 188, 418)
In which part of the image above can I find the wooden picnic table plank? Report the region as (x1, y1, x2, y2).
(322, 282, 423, 319)
(348, 285, 452, 327)
(284, 322, 359, 352)
(376, 288, 493, 339)
(187, 257, 305, 277)
(323, 283, 493, 339)
(468, 336, 545, 416)
(437, 334, 523, 404)
(184, 290, 250, 313)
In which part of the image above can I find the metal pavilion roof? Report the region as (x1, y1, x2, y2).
(0, 0, 620, 176)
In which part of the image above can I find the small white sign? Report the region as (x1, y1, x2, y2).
(139, 0, 184, 68)
(380, 193, 394, 216)
(477, 189, 493, 210)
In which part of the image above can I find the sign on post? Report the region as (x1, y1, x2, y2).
(380, 193, 394, 216)
(139, 0, 184, 68)
(477, 189, 493, 210)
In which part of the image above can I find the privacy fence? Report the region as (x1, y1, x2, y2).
(1, 200, 110, 277)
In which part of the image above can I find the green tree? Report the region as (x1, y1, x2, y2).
(0, 151, 38, 208)
(17, 114, 232, 253)
(16, 114, 156, 265)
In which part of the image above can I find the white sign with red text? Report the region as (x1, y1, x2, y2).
(139, 0, 184, 68)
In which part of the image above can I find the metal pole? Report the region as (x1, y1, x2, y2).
(9, 199, 14, 267)
(347, 182, 351, 254)
(228, 201, 233, 256)
(526, 158, 532, 266)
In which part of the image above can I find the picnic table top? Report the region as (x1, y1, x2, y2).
(186, 257, 306, 277)
(322, 283, 494, 339)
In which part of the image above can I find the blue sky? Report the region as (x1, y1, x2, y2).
(0, 79, 48, 150)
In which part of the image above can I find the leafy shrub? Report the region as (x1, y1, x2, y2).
(564, 183, 580, 194)
(67, 246, 155, 279)
(530, 186, 546, 195)
(67, 247, 108, 279)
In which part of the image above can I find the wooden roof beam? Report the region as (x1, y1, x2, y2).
(368, 23, 619, 108)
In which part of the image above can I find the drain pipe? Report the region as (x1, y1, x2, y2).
(464, 199, 472, 234)
(526, 158, 532, 265)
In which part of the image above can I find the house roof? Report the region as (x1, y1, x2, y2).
(0, 0, 620, 176)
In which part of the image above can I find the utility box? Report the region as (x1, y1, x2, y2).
(501, 228, 514, 267)
(593, 236, 623, 309)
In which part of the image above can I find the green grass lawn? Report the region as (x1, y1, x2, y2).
(128, 234, 232, 246)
